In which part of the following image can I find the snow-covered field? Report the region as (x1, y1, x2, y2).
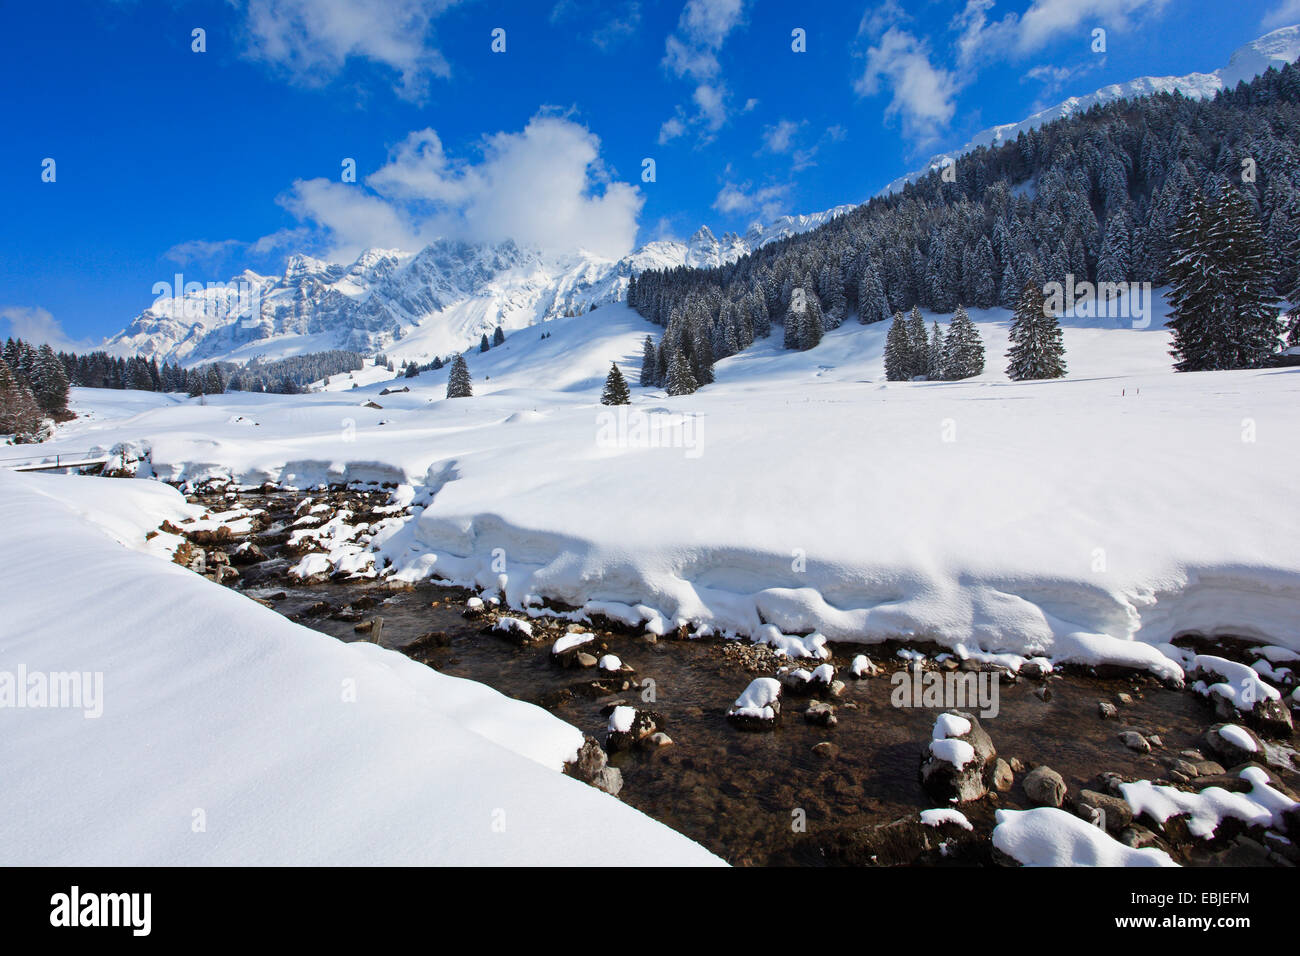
(0, 471, 722, 865)
(22, 301, 1300, 682)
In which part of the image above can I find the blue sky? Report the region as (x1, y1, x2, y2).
(2, 0, 1294, 347)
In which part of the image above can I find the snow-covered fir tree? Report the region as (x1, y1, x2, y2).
(926, 322, 945, 380)
(640, 335, 657, 387)
(601, 363, 631, 405)
(1006, 282, 1067, 380)
(906, 308, 928, 379)
(884, 312, 910, 381)
(1167, 185, 1280, 371)
(666, 349, 698, 396)
(942, 306, 986, 380)
(446, 354, 473, 398)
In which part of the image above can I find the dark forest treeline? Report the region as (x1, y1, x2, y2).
(1, 338, 366, 441)
(628, 59, 1300, 389)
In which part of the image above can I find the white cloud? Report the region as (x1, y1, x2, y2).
(953, 0, 1017, 68)
(761, 119, 803, 154)
(237, 0, 459, 101)
(0, 306, 90, 352)
(1023, 60, 1103, 100)
(713, 181, 788, 220)
(658, 114, 687, 144)
(855, 27, 959, 142)
(660, 0, 748, 141)
(1264, 0, 1300, 28)
(274, 116, 644, 261)
(1016, 0, 1167, 52)
(952, 0, 1168, 58)
(691, 82, 730, 132)
(163, 238, 243, 266)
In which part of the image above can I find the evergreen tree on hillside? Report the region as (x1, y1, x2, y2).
(856, 260, 890, 324)
(906, 308, 928, 379)
(1006, 282, 1067, 380)
(1167, 186, 1279, 371)
(601, 363, 631, 406)
(30, 344, 70, 416)
(884, 312, 910, 381)
(798, 286, 825, 350)
(926, 322, 945, 380)
(446, 354, 473, 398)
(493, 326, 506, 346)
(0, 357, 44, 440)
(782, 301, 801, 350)
(640, 335, 657, 387)
(942, 306, 985, 380)
(666, 349, 697, 396)
(480, 334, 490, 353)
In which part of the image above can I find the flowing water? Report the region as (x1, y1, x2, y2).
(208, 489, 1298, 866)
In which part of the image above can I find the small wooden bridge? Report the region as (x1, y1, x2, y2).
(1, 451, 112, 473)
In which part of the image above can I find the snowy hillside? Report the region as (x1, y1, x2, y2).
(33, 302, 1300, 680)
(879, 24, 1300, 195)
(0, 469, 723, 865)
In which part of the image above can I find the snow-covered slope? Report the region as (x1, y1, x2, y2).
(35, 301, 1300, 681)
(880, 25, 1300, 195)
(0, 470, 723, 865)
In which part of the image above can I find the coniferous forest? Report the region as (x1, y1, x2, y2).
(628, 61, 1300, 393)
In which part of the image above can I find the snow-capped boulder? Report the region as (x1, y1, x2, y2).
(920, 711, 998, 803)
(1190, 655, 1292, 735)
(727, 678, 782, 731)
(849, 654, 880, 678)
(550, 631, 604, 667)
(1203, 722, 1264, 767)
(604, 705, 664, 753)
(492, 616, 535, 644)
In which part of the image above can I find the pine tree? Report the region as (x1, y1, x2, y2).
(926, 322, 945, 380)
(942, 306, 985, 380)
(666, 349, 697, 396)
(0, 357, 43, 440)
(480, 334, 490, 353)
(782, 302, 801, 350)
(798, 289, 824, 350)
(906, 308, 928, 379)
(601, 363, 631, 405)
(446, 354, 473, 398)
(639, 335, 657, 387)
(1006, 282, 1067, 380)
(1167, 187, 1280, 371)
(856, 260, 890, 324)
(492, 326, 506, 347)
(883, 312, 910, 381)
(30, 344, 70, 416)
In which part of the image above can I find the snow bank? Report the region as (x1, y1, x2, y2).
(1120, 767, 1298, 839)
(38, 303, 1300, 677)
(920, 808, 973, 830)
(0, 471, 720, 866)
(993, 808, 1178, 867)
